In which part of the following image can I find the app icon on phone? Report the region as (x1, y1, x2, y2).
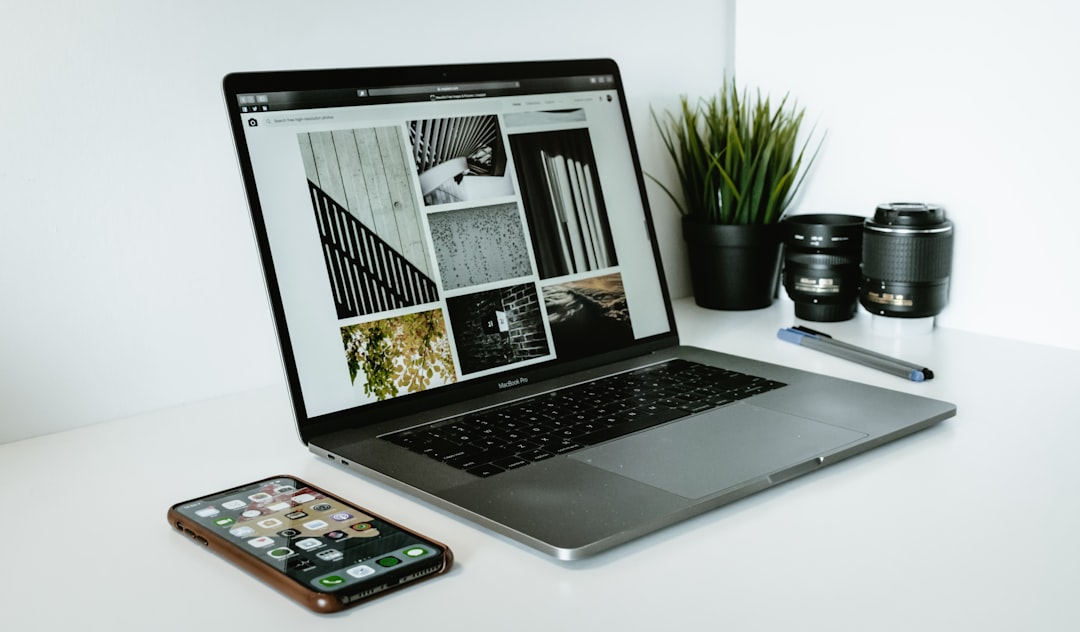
(286, 510, 308, 520)
(292, 493, 316, 503)
(349, 522, 379, 537)
(316, 549, 344, 562)
(303, 519, 329, 531)
(258, 518, 283, 529)
(222, 500, 246, 510)
(195, 506, 220, 518)
(248, 492, 273, 504)
(326, 530, 348, 541)
(404, 547, 429, 558)
(268, 547, 295, 559)
(295, 538, 323, 551)
(331, 512, 353, 521)
(273, 485, 297, 495)
(311, 503, 333, 512)
(213, 516, 236, 527)
(318, 575, 346, 587)
(248, 536, 275, 548)
(346, 565, 376, 578)
(230, 526, 256, 538)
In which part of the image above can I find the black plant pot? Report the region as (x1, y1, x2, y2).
(682, 217, 784, 310)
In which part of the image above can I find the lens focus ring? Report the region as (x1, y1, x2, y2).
(862, 230, 953, 281)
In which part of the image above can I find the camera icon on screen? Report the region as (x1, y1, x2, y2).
(247, 118, 258, 127)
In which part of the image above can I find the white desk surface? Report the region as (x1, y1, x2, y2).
(3, 297, 1078, 630)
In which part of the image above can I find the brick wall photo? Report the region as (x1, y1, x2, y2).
(446, 282, 551, 375)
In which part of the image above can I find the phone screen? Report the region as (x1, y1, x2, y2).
(170, 476, 449, 609)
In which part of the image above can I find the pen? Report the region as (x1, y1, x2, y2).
(792, 325, 932, 376)
(776, 326, 935, 382)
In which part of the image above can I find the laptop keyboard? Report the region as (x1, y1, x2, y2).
(382, 359, 786, 478)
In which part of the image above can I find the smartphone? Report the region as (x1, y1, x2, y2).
(168, 475, 452, 613)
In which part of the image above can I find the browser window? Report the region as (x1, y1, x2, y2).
(234, 75, 669, 418)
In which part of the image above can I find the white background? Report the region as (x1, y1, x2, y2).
(3, 0, 1077, 444)
(736, 0, 1080, 348)
(0, 0, 731, 443)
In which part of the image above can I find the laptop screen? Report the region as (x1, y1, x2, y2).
(225, 60, 675, 426)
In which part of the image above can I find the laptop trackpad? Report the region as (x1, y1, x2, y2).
(571, 403, 867, 499)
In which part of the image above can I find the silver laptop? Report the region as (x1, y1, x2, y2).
(223, 59, 955, 560)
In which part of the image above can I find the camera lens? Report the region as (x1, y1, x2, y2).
(860, 202, 953, 318)
(782, 214, 865, 322)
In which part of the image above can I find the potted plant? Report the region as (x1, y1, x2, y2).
(652, 78, 820, 310)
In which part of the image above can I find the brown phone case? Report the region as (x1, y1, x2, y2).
(168, 475, 452, 613)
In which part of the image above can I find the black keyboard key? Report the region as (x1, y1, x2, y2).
(385, 431, 418, 447)
(417, 439, 464, 460)
(469, 437, 505, 451)
(702, 394, 735, 407)
(466, 463, 505, 478)
(444, 454, 485, 470)
(573, 420, 611, 434)
(552, 439, 583, 454)
(519, 448, 556, 462)
(492, 455, 530, 471)
(678, 400, 713, 413)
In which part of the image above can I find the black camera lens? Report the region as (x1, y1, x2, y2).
(860, 202, 953, 318)
(782, 214, 865, 321)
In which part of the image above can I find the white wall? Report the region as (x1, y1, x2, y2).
(0, 0, 733, 443)
(735, 0, 1080, 349)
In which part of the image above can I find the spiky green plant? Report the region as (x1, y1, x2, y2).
(651, 78, 821, 225)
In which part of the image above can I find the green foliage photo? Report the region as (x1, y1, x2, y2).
(342, 309, 456, 401)
(651, 77, 821, 225)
